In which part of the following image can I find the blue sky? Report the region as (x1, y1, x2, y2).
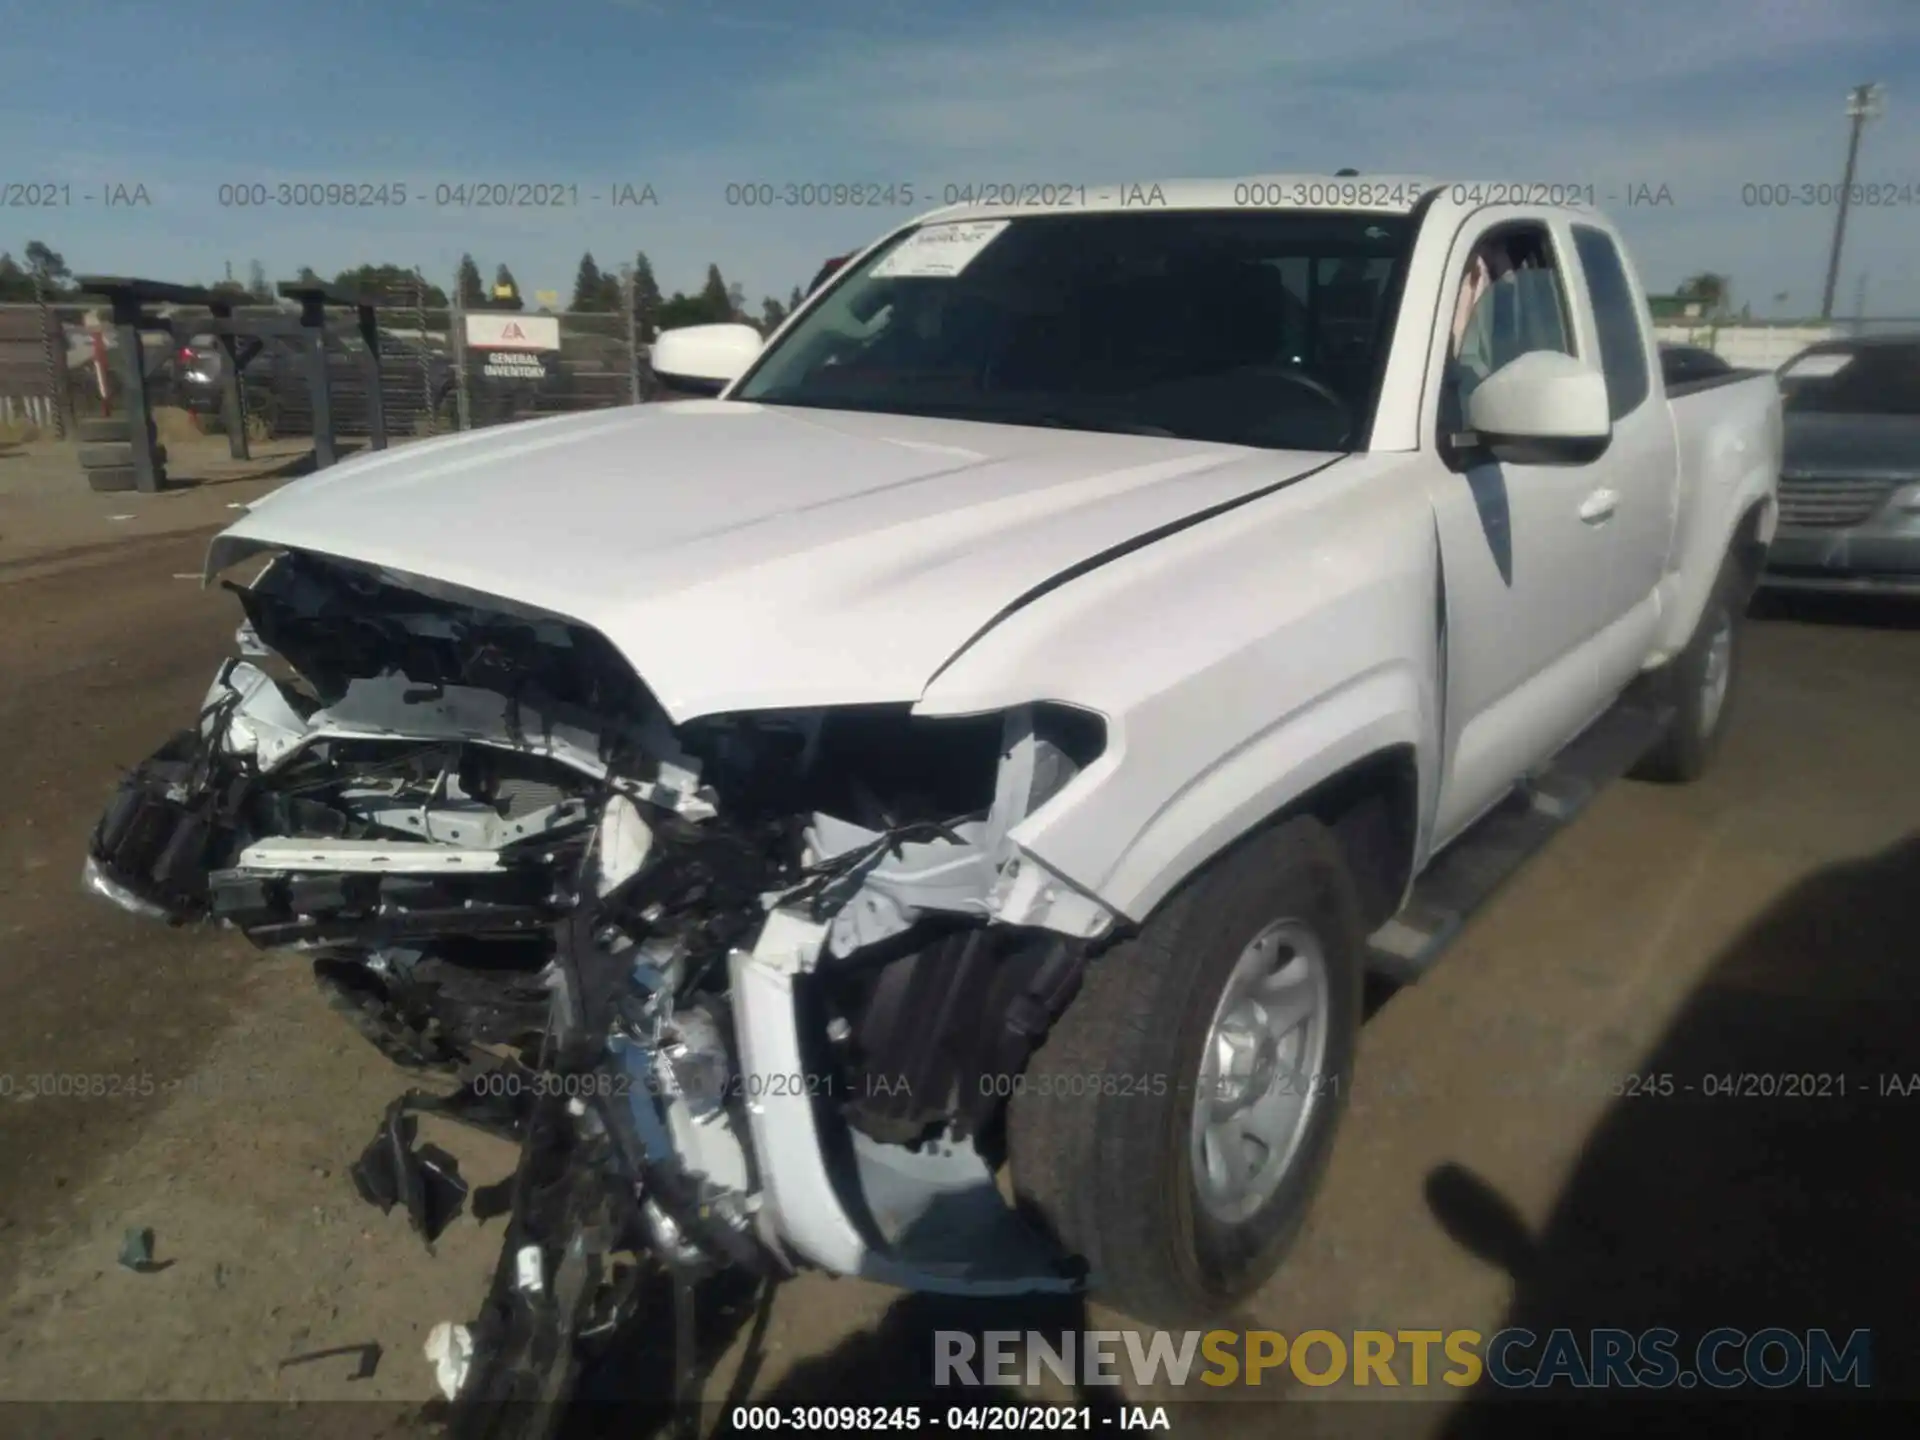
(4, 0, 1919, 315)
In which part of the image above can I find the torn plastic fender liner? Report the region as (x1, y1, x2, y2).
(350, 1101, 470, 1248)
(729, 908, 1079, 1294)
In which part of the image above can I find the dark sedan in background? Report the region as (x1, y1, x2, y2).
(1764, 333, 1920, 596)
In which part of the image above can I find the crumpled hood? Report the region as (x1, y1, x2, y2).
(211, 400, 1337, 721)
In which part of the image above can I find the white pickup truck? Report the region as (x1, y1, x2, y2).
(84, 176, 1780, 1417)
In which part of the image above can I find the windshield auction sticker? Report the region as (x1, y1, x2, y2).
(870, 220, 1010, 279)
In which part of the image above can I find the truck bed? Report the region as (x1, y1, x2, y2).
(1661, 368, 1783, 648)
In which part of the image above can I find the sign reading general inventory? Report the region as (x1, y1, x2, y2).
(482, 352, 551, 380)
(465, 314, 561, 352)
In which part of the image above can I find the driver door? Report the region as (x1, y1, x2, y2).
(1424, 212, 1620, 846)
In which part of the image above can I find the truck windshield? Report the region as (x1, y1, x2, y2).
(734, 209, 1416, 451)
(1779, 340, 1920, 416)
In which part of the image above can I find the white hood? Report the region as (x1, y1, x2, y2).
(211, 401, 1339, 722)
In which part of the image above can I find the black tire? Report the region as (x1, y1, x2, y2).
(1631, 551, 1744, 784)
(77, 416, 130, 443)
(85, 464, 139, 493)
(77, 442, 166, 468)
(1008, 815, 1365, 1326)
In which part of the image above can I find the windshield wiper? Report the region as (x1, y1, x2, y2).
(906, 402, 1184, 439)
(751, 393, 1186, 439)
(1030, 413, 1181, 438)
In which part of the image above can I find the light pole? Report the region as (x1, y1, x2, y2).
(1820, 82, 1883, 321)
(622, 264, 641, 406)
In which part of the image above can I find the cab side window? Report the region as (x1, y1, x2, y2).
(1571, 225, 1650, 419)
(1438, 223, 1575, 440)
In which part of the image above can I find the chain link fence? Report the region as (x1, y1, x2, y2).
(0, 299, 83, 437)
(18, 284, 1920, 450)
(458, 308, 656, 429)
(1, 289, 680, 444)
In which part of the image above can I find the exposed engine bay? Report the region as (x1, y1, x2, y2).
(84, 548, 1117, 1426)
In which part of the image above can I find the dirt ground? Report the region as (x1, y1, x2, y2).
(0, 467, 1915, 1435)
(0, 433, 336, 574)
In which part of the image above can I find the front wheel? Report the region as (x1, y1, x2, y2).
(1007, 816, 1364, 1326)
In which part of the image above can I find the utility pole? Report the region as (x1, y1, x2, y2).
(452, 265, 471, 431)
(621, 264, 640, 406)
(1820, 83, 1883, 320)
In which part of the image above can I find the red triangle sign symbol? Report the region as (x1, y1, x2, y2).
(501, 322, 525, 340)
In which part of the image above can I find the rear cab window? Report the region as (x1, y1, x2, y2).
(1570, 225, 1651, 419)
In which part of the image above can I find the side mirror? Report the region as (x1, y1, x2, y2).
(650, 323, 763, 396)
(1462, 350, 1611, 465)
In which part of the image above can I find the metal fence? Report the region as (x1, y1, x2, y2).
(459, 308, 657, 430)
(1655, 315, 1920, 370)
(0, 290, 674, 441)
(0, 299, 79, 436)
(36, 292, 1913, 443)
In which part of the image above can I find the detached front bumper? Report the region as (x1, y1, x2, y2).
(84, 727, 240, 924)
(81, 854, 173, 921)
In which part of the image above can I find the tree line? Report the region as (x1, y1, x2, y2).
(547, 251, 803, 335)
(2, 240, 809, 336)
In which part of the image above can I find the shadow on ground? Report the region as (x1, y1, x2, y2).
(529, 1276, 1119, 1440)
(1750, 588, 1920, 632)
(563, 833, 1920, 1437)
(1429, 833, 1920, 1434)
(157, 442, 355, 490)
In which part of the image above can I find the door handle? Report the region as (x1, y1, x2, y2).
(1578, 488, 1619, 524)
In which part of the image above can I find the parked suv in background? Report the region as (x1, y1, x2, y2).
(1764, 333, 1920, 595)
(178, 331, 457, 438)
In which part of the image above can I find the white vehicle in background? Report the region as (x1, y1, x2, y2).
(85, 176, 1779, 1429)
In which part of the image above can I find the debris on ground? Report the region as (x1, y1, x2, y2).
(424, 1321, 474, 1400)
(117, 1226, 159, 1273)
(348, 1100, 470, 1248)
(278, 1341, 382, 1381)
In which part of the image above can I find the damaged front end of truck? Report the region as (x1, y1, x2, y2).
(83, 544, 1115, 1431)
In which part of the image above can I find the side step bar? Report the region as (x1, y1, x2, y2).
(1366, 699, 1673, 984)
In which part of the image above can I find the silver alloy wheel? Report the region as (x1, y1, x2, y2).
(1189, 918, 1331, 1224)
(1699, 605, 1734, 739)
